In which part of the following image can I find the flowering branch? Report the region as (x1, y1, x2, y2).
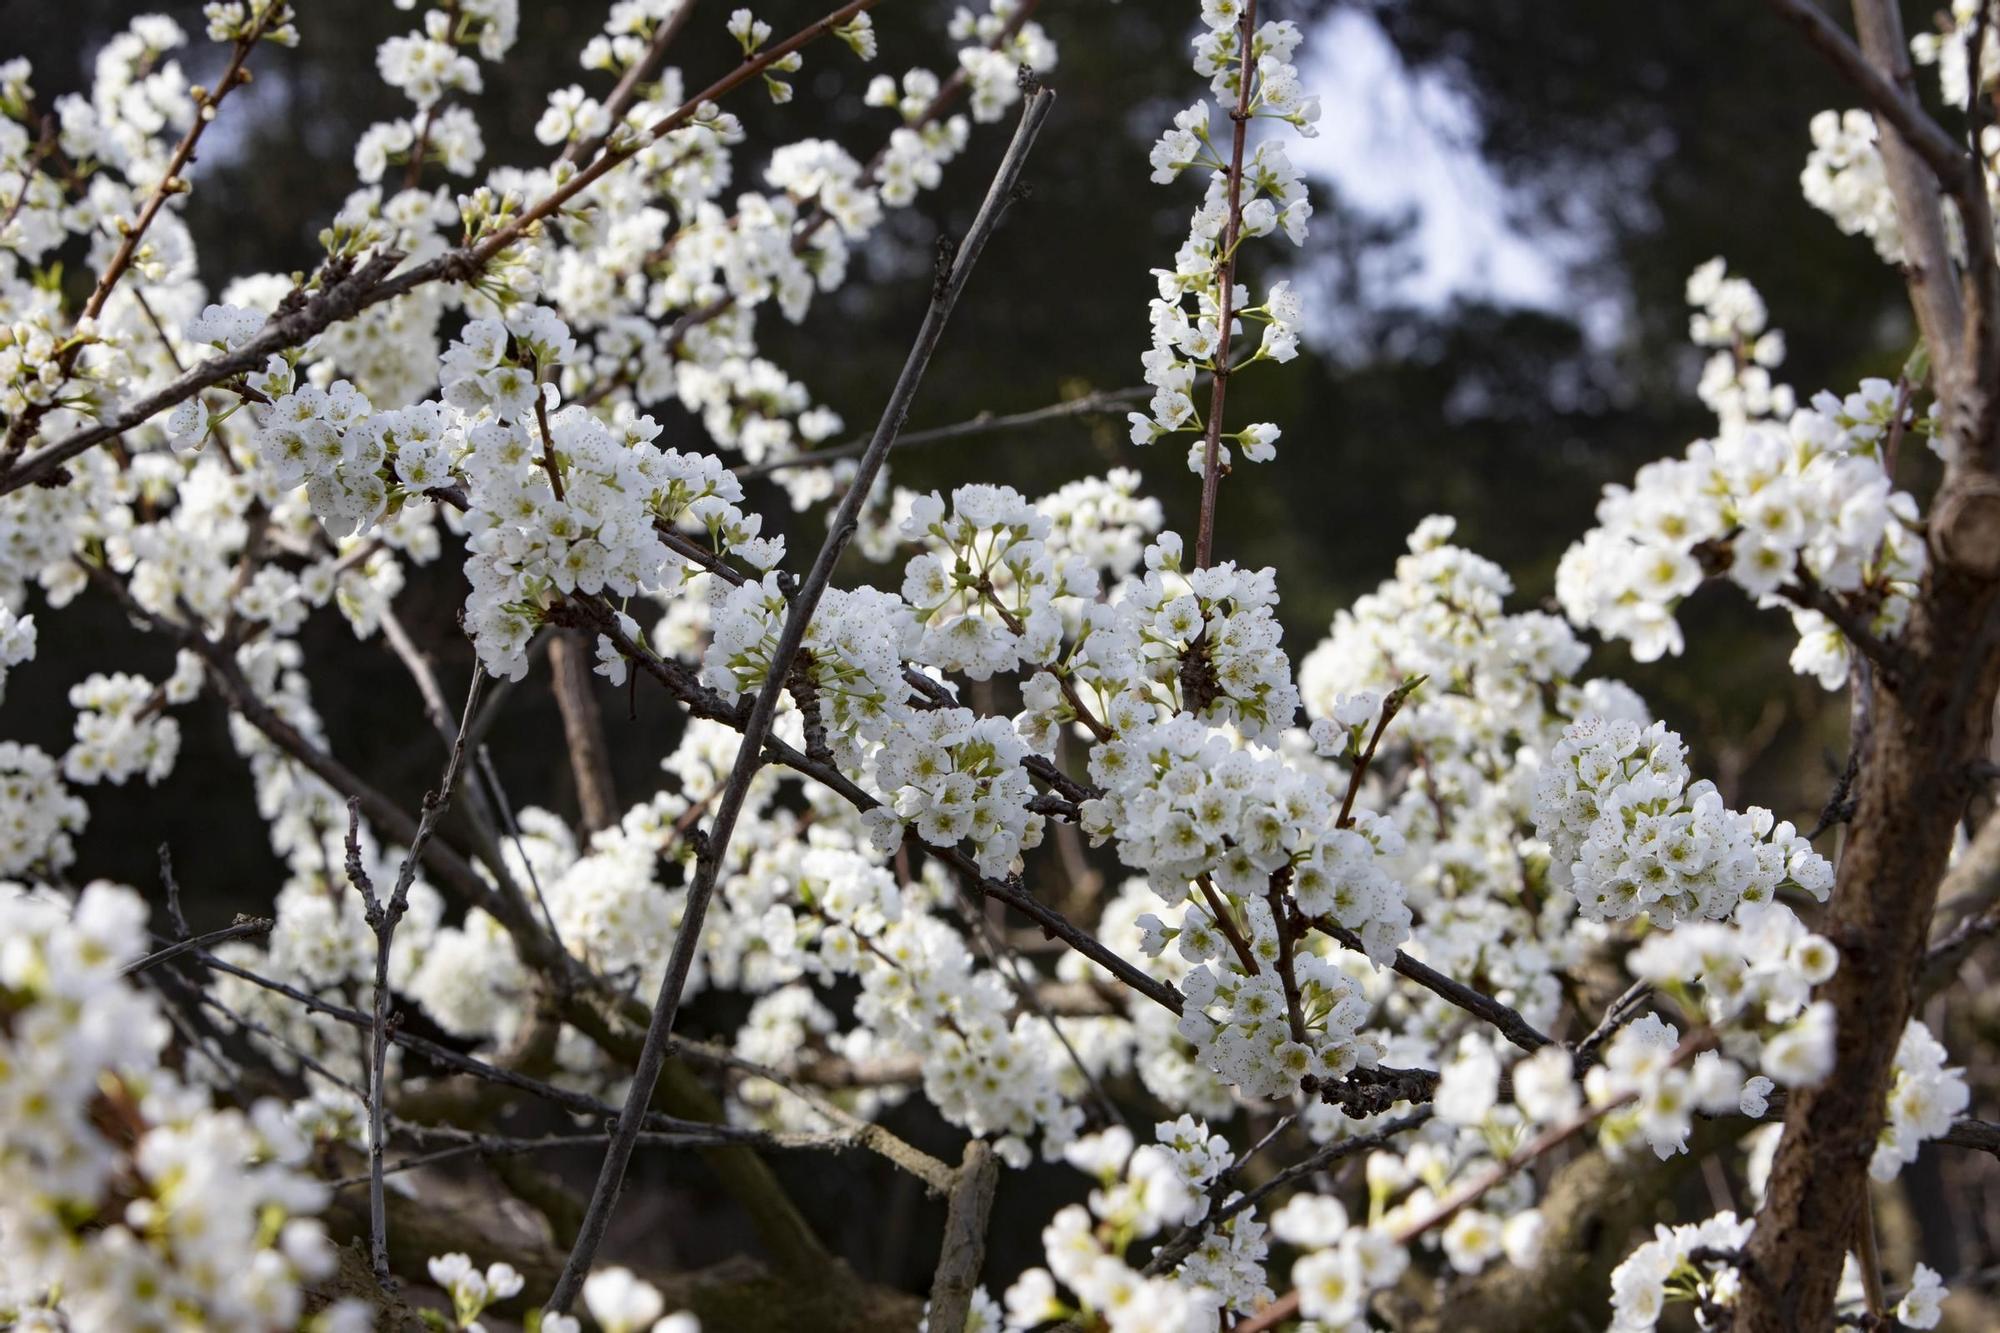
(559, 0, 700, 167)
(0, 0, 877, 494)
(1242, 1033, 1717, 1333)
(545, 83, 1059, 1316)
(1193, 0, 1257, 571)
(0, 4, 283, 466)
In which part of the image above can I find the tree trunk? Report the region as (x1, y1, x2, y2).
(1737, 556, 2000, 1328)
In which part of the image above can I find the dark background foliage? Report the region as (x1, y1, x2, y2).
(10, 0, 1989, 1310)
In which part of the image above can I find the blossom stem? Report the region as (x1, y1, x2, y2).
(1193, 0, 1257, 570)
(355, 671, 483, 1287)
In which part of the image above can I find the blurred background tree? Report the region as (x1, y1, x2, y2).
(11, 0, 1986, 1310)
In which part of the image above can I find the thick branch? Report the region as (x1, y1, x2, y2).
(925, 1141, 1001, 1333)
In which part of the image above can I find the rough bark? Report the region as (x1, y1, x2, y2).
(926, 1140, 1001, 1333)
(1737, 561, 2000, 1329)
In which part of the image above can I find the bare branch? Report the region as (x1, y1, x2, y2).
(359, 672, 484, 1287)
(120, 916, 272, 976)
(925, 1141, 1002, 1333)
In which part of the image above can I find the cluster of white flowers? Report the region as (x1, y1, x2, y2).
(1912, 1, 2000, 126)
(1285, 1212, 1410, 1326)
(899, 485, 1094, 680)
(358, 1, 512, 182)
(1533, 715, 1832, 925)
(1608, 1210, 1754, 1331)
(1625, 901, 1839, 1079)
(1801, 109, 1902, 263)
(1081, 708, 1407, 1097)
(998, 1122, 1236, 1331)
(61, 669, 185, 785)
(704, 575, 915, 759)
(0, 884, 360, 1332)
(0, 741, 87, 877)
(8, 0, 1997, 1325)
(0, 604, 32, 703)
(1895, 1261, 1950, 1330)
(1584, 1015, 1750, 1161)
(1130, 5, 1315, 460)
(869, 706, 1047, 879)
(1872, 1019, 1971, 1183)
(1557, 263, 1924, 676)
(426, 1252, 526, 1330)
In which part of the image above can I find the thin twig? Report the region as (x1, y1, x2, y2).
(358, 672, 485, 1287)
(121, 916, 272, 976)
(1571, 980, 1653, 1074)
(732, 385, 1151, 478)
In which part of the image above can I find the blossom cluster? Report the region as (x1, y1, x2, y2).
(1129, 4, 1315, 463)
(1873, 1019, 1971, 1183)
(0, 884, 360, 1332)
(1532, 715, 1832, 925)
(999, 1120, 1246, 1331)
(1608, 1210, 1754, 1332)
(1556, 264, 1924, 678)
(0, 741, 87, 877)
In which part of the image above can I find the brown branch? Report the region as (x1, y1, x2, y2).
(1307, 914, 1553, 1053)
(1192, 0, 1257, 570)
(1, 10, 276, 466)
(120, 916, 272, 976)
(925, 1141, 1001, 1333)
(547, 630, 620, 833)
